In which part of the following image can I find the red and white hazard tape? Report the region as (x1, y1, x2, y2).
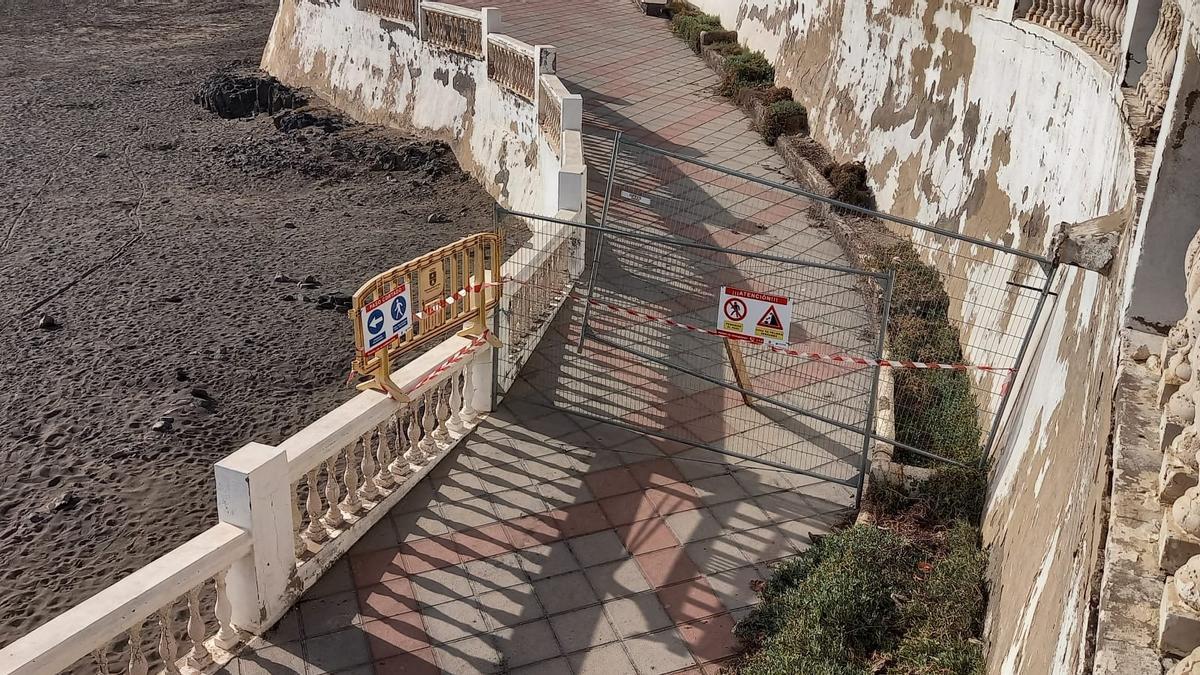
(403, 330, 493, 394)
(413, 282, 491, 321)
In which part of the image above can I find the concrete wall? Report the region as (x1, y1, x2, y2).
(683, 0, 1140, 672)
(261, 0, 559, 215)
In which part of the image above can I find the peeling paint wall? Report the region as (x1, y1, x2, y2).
(685, 0, 1138, 672)
(261, 0, 559, 215)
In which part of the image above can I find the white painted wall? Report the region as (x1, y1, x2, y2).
(681, 0, 1139, 672)
(261, 0, 560, 215)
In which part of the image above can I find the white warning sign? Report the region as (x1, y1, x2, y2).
(359, 283, 413, 356)
(716, 286, 792, 345)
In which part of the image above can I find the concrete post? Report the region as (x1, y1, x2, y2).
(471, 346, 495, 414)
(215, 442, 295, 632)
(480, 7, 500, 60)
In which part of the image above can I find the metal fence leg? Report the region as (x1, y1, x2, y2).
(575, 130, 622, 353)
(979, 261, 1058, 467)
(856, 269, 894, 509)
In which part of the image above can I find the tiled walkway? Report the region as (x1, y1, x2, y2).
(231, 405, 849, 675)
(230, 0, 866, 672)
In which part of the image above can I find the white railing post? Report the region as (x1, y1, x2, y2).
(214, 442, 294, 632)
(470, 346, 495, 414)
(481, 7, 500, 61)
(534, 45, 557, 110)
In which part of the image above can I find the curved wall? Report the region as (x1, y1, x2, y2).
(261, 0, 559, 215)
(684, 0, 1138, 672)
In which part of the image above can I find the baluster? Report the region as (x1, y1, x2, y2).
(322, 455, 344, 529)
(407, 401, 427, 469)
(375, 421, 396, 488)
(303, 468, 327, 544)
(292, 486, 305, 558)
(390, 413, 413, 479)
(128, 620, 148, 675)
(341, 440, 361, 515)
(213, 571, 238, 650)
(159, 605, 181, 675)
(92, 647, 111, 675)
(185, 586, 212, 669)
(462, 353, 479, 424)
(447, 370, 466, 434)
(361, 430, 380, 501)
(432, 381, 451, 446)
(419, 390, 439, 455)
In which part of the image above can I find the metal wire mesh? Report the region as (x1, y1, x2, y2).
(590, 129, 1056, 467)
(497, 207, 890, 486)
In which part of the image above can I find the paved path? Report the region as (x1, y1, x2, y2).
(227, 1, 868, 673)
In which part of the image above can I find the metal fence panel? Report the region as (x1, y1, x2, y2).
(497, 207, 890, 488)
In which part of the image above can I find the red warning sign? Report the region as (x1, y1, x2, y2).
(715, 286, 792, 345)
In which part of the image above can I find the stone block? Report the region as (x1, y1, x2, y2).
(1161, 581, 1200, 656)
(1162, 449, 1199, 504)
(1049, 204, 1129, 274)
(1164, 415, 1187, 453)
(699, 29, 737, 46)
(1162, 509, 1200, 573)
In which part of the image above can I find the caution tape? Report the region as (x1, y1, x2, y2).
(413, 282, 490, 321)
(404, 330, 493, 394)
(495, 277, 1015, 376)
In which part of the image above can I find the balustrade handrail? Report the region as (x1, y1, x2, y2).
(281, 329, 490, 483)
(420, 1, 479, 21)
(0, 523, 251, 675)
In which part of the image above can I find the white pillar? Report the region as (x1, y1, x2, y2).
(214, 442, 295, 632)
(481, 7, 500, 60)
(471, 346, 496, 414)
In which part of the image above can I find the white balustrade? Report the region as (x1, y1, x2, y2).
(0, 524, 251, 675)
(1025, 0, 1127, 64)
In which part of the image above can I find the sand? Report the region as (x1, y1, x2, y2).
(0, 0, 498, 645)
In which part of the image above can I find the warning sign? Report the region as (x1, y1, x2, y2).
(715, 286, 791, 345)
(359, 283, 413, 356)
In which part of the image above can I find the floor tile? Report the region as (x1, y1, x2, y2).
(401, 535, 462, 574)
(505, 513, 562, 548)
(234, 641, 307, 675)
(683, 536, 749, 575)
(515, 540, 580, 580)
(568, 642, 637, 675)
(452, 522, 513, 562)
(677, 613, 739, 663)
(299, 591, 360, 638)
(306, 559, 357, 598)
(568, 530, 628, 567)
(465, 551, 529, 593)
(704, 565, 766, 611)
(598, 492, 659, 526)
(533, 570, 597, 614)
(478, 582, 542, 629)
(583, 466, 641, 498)
(549, 604, 618, 653)
(493, 618, 562, 668)
(358, 577, 419, 620)
(627, 458, 685, 487)
(422, 599, 489, 644)
(555, 501, 611, 537)
(727, 525, 795, 564)
(708, 501, 772, 533)
(687, 474, 748, 506)
(656, 577, 725, 623)
(392, 508, 452, 542)
(664, 508, 724, 543)
(510, 656, 571, 675)
(617, 517, 680, 555)
(410, 564, 474, 607)
(373, 646, 439, 675)
(303, 627, 371, 673)
(585, 557, 652, 600)
(490, 487, 550, 520)
(603, 591, 674, 639)
(622, 627, 698, 673)
(645, 482, 702, 515)
(433, 634, 503, 675)
(362, 612, 429, 659)
(636, 547, 702, 587)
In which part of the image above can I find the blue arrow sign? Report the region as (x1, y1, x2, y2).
(367, 309, 385, 334)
